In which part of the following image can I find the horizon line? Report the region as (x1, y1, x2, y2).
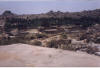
(1, 8, 100, 15)
(0, 0, 57, 1)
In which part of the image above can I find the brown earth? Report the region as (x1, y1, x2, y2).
(0, 43, 100, 67)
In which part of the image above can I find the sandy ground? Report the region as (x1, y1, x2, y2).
(0, 43, 100, 67)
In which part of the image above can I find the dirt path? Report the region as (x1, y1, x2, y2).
(0, 43, 100, 67)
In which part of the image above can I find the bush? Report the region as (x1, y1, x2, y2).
(46, 38, 94, 51)
(85, 46, 98, 54)
(60, 44, 76, 50)
(46, 39, 58, 48)
(0, 35, 28, 45)
(36, 33, 48, 39)
(0, 34, 12, 45)
(25, 33, 48, 40)
(94, 37, 100, 43)
(0, 39, 9, 45)
(24, 33, 36, 40)
(9, 36, 26, 44)
(60, 33, 68, 39)
(46, 39, 72, 49)
(29, 40, 42, 46)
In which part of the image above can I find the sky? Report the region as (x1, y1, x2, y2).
(0, 0, 100, 14)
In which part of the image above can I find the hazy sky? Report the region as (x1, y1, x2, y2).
(0, 0, 100, 14)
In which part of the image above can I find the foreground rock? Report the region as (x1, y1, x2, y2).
(0, 44, 100, 67)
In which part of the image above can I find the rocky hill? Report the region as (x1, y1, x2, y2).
(0, 9, 100, 57)
(0, 9, 100, 31)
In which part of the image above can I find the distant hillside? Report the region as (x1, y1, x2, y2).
(0, 9, 100, 32)
(17, 9, 100, 19)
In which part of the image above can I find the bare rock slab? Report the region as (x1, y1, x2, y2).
(0, 44, 100, 67)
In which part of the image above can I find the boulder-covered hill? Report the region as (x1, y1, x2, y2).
(0, 9, 100, 32)
(0, 9, 100, 19)
(17, 9, 100, 19)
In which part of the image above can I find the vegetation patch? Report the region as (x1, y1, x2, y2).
(29, 40, 42, 46)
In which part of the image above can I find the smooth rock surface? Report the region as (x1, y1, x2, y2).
(0, 43, 100, 67)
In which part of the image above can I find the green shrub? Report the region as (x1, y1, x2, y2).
(25, 33, 48, 40)
(60, 44, 76, 50)
(46, 39, 90, 51)
(46, 39, 72, 49)
(94, 37, 100, 43)
(46, 39, 58, 48)
(30, 40, 42, 46)
(36, 33, 48, 39)
(24, 33, 36, 40)
(60, 33, 68, 39)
